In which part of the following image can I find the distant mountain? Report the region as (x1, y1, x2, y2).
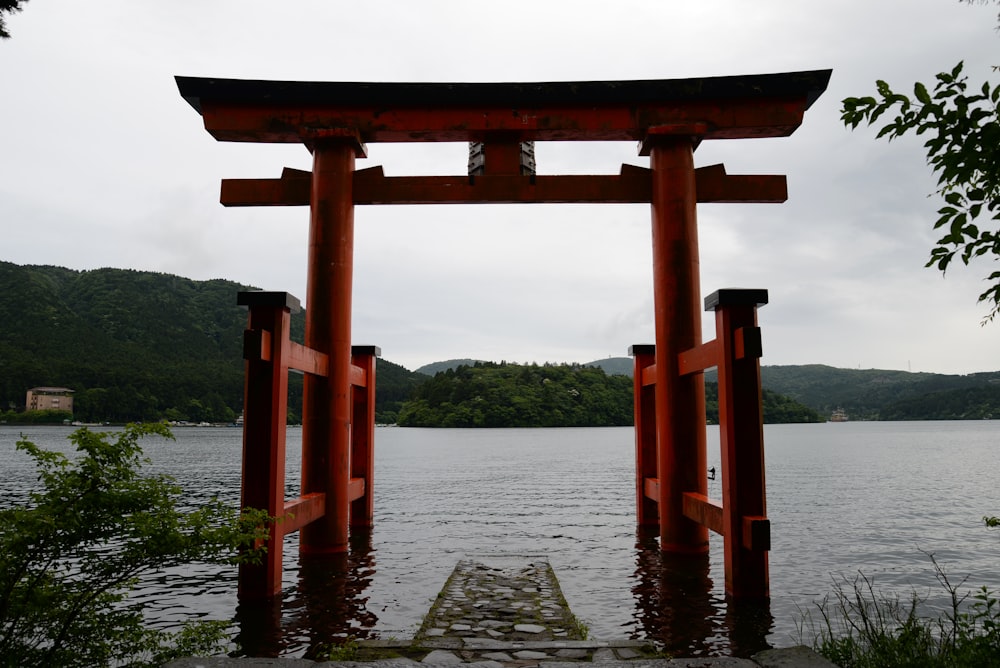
(414, 359, 485, 376)
(560, 355, 1000, 420)
(759, 364, 1000, 420)
(583, 357, 634, 376)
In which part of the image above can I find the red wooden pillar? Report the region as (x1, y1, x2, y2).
(648, 135, 709, 554)
(237, 291, 298, 600)
(301, 134, 364, 555)
(710, 289, 770, 598)
(630, 344, 658, 527)
(350, 345, 379, 529)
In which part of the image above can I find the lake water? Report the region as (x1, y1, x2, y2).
(2, 421, 998, 658)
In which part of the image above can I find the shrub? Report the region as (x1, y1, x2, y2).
(801, 556, 1000, 667)
(0, 423, 269, 667)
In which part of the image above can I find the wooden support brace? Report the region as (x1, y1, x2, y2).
(289, 342, 329, 376)
(643, 476, 660, 501)
(348, 477, 365, 502)
(640, 364, 657, 387)
(694, 164, 787, 203)
(280, 493, 326, 535)
(677, 339, 720, 376)
(348, 363, 366, 388)
(244, 330, 330, 376)
(682, 492, 724, 536)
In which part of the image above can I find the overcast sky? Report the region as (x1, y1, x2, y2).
(2, 1, 998, 375)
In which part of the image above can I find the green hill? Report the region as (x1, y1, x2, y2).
(398, 362, 634, 427)
(759, 365, 1000, 420)
(3, 261, 996, 425)
(570, 356, 1000, 421)
(0, 262, 423, 424)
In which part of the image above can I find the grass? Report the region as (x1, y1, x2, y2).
(315, 637, 360, 662)
(799, 555, 999, 667)
(566, 613, 590, 640)
(315, 637, 433, 663)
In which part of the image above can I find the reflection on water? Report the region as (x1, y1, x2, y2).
(236, 525, 775, 658)
(235, 532, 379, 659)
(630, 527, 772, 657)
(3, 422, 1000, 658)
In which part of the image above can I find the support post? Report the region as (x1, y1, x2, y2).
(237, 291, 298, 601)
(301, 136, 362, 555)
(630, 344, 658, 527)
(648, 136, 709, 554)
(709, 289, 770, 598)
(350, 345, 379, 529)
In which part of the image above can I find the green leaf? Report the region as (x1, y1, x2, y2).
(914, 82, 931, 105)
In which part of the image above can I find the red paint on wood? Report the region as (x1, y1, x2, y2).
(682, 492, 724, 536)
(350, 348, 377, 529)
(221, 164, 786, 208)
(643, 477, 660, 503)
(281, 493, 327, 535)
(714, 296, 770, 598)
(677, 339, 721, 377)
(300, 140, 358, 556)
(238, 300, 292, 601)
(649, 137, 709, 555)
(631, 345, 658, 527)
(196, 96, 812, 144)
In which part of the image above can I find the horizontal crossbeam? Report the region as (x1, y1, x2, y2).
(221, 164, 786, 207)
(678, 339, 721, 376)
(682, 492, 724, 536)
(280, 493, 325, 535)
(242, 330, 330, 377)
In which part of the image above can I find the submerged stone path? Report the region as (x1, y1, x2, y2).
(166, 555, 838, 668)
(414, 555, 586, 644)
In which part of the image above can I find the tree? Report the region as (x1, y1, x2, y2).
(0, 423, 269, 666)
(841, 7, 1000, 323)
(0, 0, 27, 39)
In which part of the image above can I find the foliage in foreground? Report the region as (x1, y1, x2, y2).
(802, 557, 1000, 667)
(841, 61, 1000, 324)
(0, 423, 270, 667)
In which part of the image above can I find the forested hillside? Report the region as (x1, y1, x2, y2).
(397, 361, 822, 427)
(586, 358, 1000, 421)
(759, 365, 1000, 420)
(2, 262, 996, 425)
(0, 263, 420, 424)
(398, 362, 634, 427)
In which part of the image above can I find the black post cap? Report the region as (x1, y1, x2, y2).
(704, 288, 768, 311)
(237, 291, 302, 313)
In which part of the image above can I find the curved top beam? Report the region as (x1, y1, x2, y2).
(175, 70, 831, 145)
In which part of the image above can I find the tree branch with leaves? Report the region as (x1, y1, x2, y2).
(0, 0, 28, 39)
(841, 62, 1000, 323)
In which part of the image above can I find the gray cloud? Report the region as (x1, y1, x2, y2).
(1, 0, 997, 373)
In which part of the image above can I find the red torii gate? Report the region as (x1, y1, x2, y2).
(176, 70, 830, 602)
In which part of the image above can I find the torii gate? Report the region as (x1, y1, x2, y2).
(176, 70, 830, 603)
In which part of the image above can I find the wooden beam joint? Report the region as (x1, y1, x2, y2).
(682, 492, 724, 536)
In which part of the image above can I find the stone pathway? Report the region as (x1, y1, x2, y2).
(414, 555, 585, 644)
(165, 554, 838, 667)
